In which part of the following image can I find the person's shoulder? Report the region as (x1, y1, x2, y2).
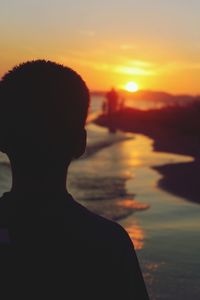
(68, 195, 132, 246)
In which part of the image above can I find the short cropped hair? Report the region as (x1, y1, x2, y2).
(0, 60, 90, 150)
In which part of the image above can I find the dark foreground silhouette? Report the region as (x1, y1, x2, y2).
(0, 60, 149, 299)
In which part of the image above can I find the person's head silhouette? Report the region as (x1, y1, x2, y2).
(0, 62, 149, 300)
(0, 60, 90, 196)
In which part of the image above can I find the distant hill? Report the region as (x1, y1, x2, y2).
(124, 90, 198, 105)
(91, 89, 200, 106)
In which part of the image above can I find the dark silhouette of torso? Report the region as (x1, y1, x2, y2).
(0, 191, 149, 299)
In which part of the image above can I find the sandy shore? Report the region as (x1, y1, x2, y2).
(95, 111, 200, 205)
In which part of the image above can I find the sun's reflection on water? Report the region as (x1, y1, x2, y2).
(116, 199, 149, 210)
(116, 199, 149, 250)
(125, 223, 145, 250)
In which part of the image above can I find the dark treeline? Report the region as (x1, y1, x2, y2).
(96, 100, 200, 158)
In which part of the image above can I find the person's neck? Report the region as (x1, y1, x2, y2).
(10, 159, 69, 197)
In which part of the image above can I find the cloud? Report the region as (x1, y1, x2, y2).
(114, 65, 155, 76)
(156, 61, 200, 74)
(79, 30, 95, 37)
(82, 60, 156, 76)
(65, 57, 156, 76)
(120, 44, 137, 50)
(114, 60, 156, 76)
(59, 52, 157, 77)
(129, 60, 154, 68)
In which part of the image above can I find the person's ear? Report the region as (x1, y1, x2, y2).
(73, 129, 86, 159)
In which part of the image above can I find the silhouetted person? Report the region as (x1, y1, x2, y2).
(102, 99, 107, 114)
(106, 87, 119, 114)
(0, 60, 149, 299)
(106, 88, 119, 133)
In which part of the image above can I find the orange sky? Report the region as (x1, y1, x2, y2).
(1, 0, 200, 94)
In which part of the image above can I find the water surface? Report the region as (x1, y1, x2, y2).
(69, 124, 200, 300)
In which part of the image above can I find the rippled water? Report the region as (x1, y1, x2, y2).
(69, 124, 200, 300)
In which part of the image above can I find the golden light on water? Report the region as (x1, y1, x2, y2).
(125, 82, 139, 93)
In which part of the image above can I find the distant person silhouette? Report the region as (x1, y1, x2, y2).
(106, 87, 119, 115)
(0, 60, 149, 299)
(106, 88, 119, 133)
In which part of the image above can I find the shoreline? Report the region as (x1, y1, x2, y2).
(95, 111, 200, 205)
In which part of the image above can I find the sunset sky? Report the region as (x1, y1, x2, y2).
(1, 0, 200, 94)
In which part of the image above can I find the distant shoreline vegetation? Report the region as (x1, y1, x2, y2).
(95, 100, 200, 158)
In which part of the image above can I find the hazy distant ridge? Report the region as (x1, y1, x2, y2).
(91, 90, 200, 105)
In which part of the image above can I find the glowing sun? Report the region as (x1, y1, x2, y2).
(125, 82, 139, 92)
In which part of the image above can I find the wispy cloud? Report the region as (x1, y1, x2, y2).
(79, 30, 95, 37)
(156, 61, 200, 74)
(75, 59, 156, 76)
(114, 65, 155, 76)
(62, 55, 157, 76)
(129, 60, 154, 68)
(120, 44, 137, 50)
